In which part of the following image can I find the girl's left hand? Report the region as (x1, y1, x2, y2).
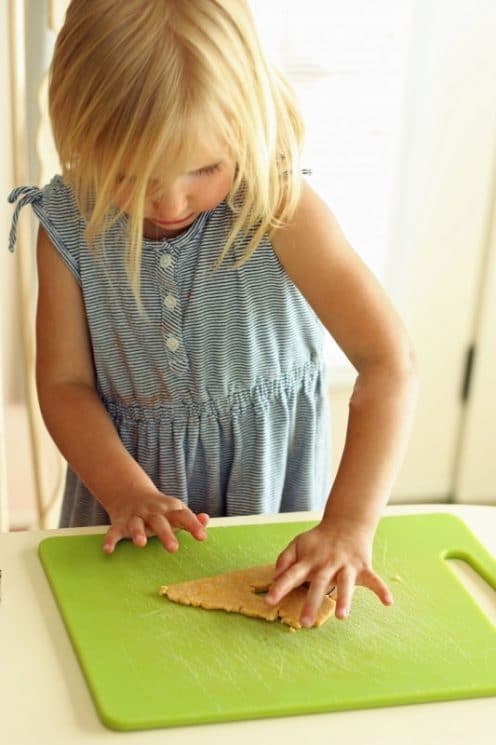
(264, 518, 393, 626)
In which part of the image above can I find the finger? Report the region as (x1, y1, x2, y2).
(300, 574, 333, 628)
(128, 515, 147, 548)
(167, 508, 207, 541)
(334, 568, 356, 620)
(265, 561, 310, 606)
(273, 541, 297, 579)
(103, 524, 125, 554)
(197, 512, 210, 527)
(148, 514, 179, 553)
(359, 569, 394, 606)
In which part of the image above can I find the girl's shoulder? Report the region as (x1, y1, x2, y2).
(8, 174, 85, 284)
(40, 173, 81, 217)
(8, 173, 82, 226)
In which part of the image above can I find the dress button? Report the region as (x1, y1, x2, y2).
(160, 253, 172, 269)
(166, 335, 179, 352)
(164, 293, 177, 310)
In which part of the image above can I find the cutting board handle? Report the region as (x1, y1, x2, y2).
(442, 549, 496, 626)
(442, 549, 496, 591)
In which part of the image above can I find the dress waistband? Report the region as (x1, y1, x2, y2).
(104, 358, 325, 423)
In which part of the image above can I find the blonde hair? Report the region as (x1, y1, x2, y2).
(49, 0, 305, 302)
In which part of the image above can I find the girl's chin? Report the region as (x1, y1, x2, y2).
(142, 217, 194, 239)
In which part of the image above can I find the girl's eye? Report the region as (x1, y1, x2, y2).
(116, 174, 136, 185)
(196, 163, 222, 177)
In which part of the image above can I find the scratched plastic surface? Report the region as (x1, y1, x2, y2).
(38, 514, 496, 731)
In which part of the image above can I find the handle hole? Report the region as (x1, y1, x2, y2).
(444, 556, 496, 625)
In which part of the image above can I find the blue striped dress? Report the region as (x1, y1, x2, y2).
(8, 175, 331, 527)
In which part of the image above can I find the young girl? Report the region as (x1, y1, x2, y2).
(8, 0, 417, 627)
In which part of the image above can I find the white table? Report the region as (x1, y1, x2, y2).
(1, 504, 495, 744)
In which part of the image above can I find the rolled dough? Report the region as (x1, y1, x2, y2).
(159, 564, 336, 630)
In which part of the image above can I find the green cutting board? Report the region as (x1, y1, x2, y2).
(38, 514, 496, 730)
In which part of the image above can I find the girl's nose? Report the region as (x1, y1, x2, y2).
(151, 191, 190, 222)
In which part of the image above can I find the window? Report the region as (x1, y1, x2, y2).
(250, 0, 414, 375)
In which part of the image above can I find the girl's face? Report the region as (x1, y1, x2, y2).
(114, 148, 236, 240)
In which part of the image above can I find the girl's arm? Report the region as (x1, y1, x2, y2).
(35, 225, 208, 551)
(266, 179, 419, 624)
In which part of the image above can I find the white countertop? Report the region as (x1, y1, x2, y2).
(1, 503, 495, 744)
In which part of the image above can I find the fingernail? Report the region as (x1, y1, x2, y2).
(301, 616, 312, 627)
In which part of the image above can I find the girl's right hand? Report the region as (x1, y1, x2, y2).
(102, 491, 209, 554)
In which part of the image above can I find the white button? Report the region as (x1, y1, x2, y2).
(160, 254, 172, 269)
(164, 294, 177, 310)
(166, 335, 179, 352)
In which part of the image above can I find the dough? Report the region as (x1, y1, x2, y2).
(159, 564, 335, 630)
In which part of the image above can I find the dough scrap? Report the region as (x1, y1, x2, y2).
(159, 564, 335, 630)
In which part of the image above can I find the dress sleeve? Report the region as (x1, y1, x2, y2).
(7, 175, 84, 284)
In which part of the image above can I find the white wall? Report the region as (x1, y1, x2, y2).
(1, 1, 41, 528)
(1, 2, 19, 402)
(455, 194, 496, 502)
(330, 0, 496, 503)
(389, 0, 496, 501)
